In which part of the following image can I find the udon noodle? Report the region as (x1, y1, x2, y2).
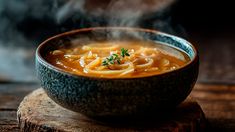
(46, 41, 190, 78)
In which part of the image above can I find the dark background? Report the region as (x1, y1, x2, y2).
(173, 0, 235, 84)
(0, 0, 234, 83)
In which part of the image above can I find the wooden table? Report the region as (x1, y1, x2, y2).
(0, 31, 235, 131)
(1, 83, 235, 131)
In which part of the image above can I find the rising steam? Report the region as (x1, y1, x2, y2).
(0, 0, 177, 82)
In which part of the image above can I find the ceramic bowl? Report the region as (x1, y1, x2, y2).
(36, 27, 199, 118)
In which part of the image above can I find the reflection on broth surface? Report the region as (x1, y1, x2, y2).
(46, 41, 190, 78)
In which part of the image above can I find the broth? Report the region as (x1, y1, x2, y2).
(46, 40, 190, 78)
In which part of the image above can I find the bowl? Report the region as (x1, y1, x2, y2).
(36, 27, 199, 118)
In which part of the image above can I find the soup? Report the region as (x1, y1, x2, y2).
(46, 40, 190, 78)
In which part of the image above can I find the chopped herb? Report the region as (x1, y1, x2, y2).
(112, 53, 119, 58)
(108, 55, 113, 62)
(102, 60, 109, 66)
(121, 48, 130, 57)
(102, 54, 120, 66)
(102, 48, 129, 66)
(117, 59, 121, 64)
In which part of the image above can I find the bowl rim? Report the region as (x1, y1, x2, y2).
(36, 27, 198, 80)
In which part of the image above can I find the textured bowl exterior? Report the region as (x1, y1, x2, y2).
(36, 27, 199, 117)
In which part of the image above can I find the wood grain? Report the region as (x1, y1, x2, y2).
(0, 83, 235, 131)
(0, 83, 38, 109)
(191, 84, 235, 131)
(17, 88, 206, 132)
(0, 111, 17, 125)
(0, 125, 19, 132)
(0, 83, 38, 132)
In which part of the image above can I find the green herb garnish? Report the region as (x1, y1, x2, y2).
(121, 48, 130, 57)
(102, 48, 129, 66)
(102, 60, 109, 66)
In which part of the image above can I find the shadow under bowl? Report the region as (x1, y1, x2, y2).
(36, 27, 199, 118)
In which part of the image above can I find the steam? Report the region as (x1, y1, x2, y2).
(0, 0, 64, 82)
(106, 0, 144, 27)
(54, 0, 179, 38)
(55, 0, 175, 27)
(56, 0, 85, 24)
(0, 43, 35, 82)
(0, 0, 179, 82)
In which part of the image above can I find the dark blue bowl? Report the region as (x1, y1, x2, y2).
(36, 27, 199, 118)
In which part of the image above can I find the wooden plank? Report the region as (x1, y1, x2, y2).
(0, 83, 39, 132)
(0, 111, 17, 125)
(192, 84, 235, 118)
(0, 125, 19, 132)
(191, 84, 235, 131)
(192, 91, 235, 101)
(0, 110, 19, 132)
(195, 100, 235, 112)
(0, 83, 39, 109)
(194, 84, 235, 92)
(17, 88, 206, 132)
(0, 83, 235, 131)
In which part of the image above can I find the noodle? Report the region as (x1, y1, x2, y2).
(56, 60, 81, 73)
(64, 54, 82, 59)
(79, 56, 86, 67)
(85, 57, 101, 69)
(135, 58, 154, 70)
(47, 41, 190, 77)
(84, 62, 134, 75)
(82, 43, 119, 51)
